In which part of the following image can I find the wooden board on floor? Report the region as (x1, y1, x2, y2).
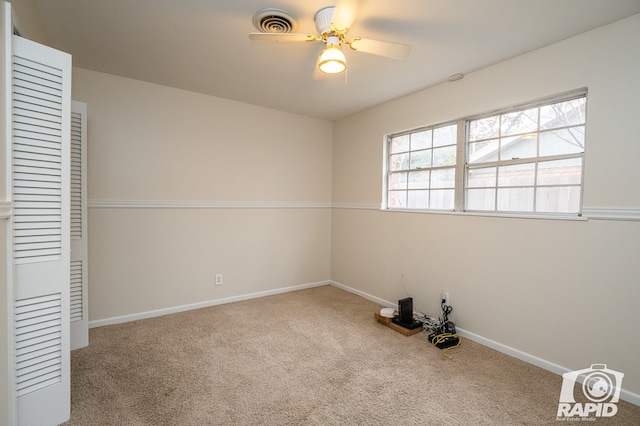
(374, 312, 423, 336)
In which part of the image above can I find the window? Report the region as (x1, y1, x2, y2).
(384, 91, 586, 216)
(466, 95, 586, 213)
(387, 123, 457, 210)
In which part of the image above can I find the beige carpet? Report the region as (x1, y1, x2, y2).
(62, 285, 639, 425)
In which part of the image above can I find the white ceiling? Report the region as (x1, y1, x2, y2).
(28, 0, 640, 121)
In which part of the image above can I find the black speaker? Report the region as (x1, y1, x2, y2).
(392, 297, 422, 330)
(398, 297, 413, 323)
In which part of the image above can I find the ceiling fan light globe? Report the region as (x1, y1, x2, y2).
(318, 45, 347, 74)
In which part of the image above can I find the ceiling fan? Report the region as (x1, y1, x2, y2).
(249, 0, 411, 75)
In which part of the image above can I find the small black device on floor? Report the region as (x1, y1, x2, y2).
(428, 333, 460, 349)
(392, 297, 422, 330)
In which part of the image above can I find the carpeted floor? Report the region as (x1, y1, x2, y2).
(62, 285, 640, 425)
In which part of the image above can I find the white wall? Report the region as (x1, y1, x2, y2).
(331, 14, 640, 399)
(72, 69, 333, 322)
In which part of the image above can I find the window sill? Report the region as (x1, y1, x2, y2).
(381, 208, 588, 221)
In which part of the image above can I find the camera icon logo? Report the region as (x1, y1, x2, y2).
(557, 364, 624, 419)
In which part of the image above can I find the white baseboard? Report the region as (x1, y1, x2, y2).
(329, 281, 396, 308)
(455, 328, 640, 407)
(89, 280, 330, 329)
(329, 280, 640, 407)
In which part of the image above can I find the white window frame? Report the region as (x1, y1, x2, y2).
(382, 89, 587, 218)
(383, 122, 458, 211)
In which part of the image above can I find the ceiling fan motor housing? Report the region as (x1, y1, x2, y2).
(315, 7, 336, 36)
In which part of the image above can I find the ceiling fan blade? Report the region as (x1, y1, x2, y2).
(332, 0, 361, 32)
(348, 38, 411, 60)
(249, 33, 318, 43)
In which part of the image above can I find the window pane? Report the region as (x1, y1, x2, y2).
(390, 135, 409, 153)
(410, 149, 431, 169)
(537, 158, 582, 185)
(388, 190, 406, 208)
(411, 130, 431, 150)
(497, 187, 534, 211)
(388, 172, 407, 190)
(536, 186, 581, 213)
(389, 153, 409, 171)
(540, 98, 586, 129)
(466, 188, 495, 210)
(501, 107, 538, 136)
(498, 163, 535, 186)
(433, 124, 457, 147)
(408, 190, 429, 209)
(467, 166, 496, 188)
(468, 139, 499, 163)
(408, 170, 429, 189)
(500, 135, 537, 160)
(539, 127, 585, 156)
(433, 145, 456, 167)
(431, 167, 455, 189)
(430, 189, 454, 210)
(469, 116, 499, 141)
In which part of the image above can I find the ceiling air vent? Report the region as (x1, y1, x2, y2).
(252, 8, 298, 33)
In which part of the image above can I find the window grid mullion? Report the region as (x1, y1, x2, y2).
(455, 119, 465, 211)
(428, 127, 433, 207)
(468, 152, 582, 169)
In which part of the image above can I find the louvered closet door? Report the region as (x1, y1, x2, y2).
(70, 101, 88, 350)
(12, 35, 71, 426)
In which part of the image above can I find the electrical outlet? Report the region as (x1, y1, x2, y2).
(440, 290, 449, 304)
(215, 274, 223, 286)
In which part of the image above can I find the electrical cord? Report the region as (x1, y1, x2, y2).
(401, 273, 410, 296)
(441, 301, 452, 322)
(429, 333, 461, 359)
(416, 298, 461, 359)
(413, 312, 440, 333)
(409, 296, 461, 358)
